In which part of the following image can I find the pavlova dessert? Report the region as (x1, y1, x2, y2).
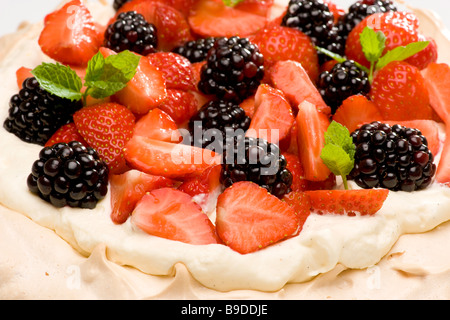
(0, 0, 449, 299)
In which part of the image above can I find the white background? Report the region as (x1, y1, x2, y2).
(0, 0, 449, 37)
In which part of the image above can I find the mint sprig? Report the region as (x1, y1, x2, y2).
(320, 121, 356, 190)
(31, 50, 141, 105)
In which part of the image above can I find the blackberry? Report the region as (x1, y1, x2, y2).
(317, 60, 370, 113)
(113, 0, 131, 11)
(3, 77, 82, 146)
(188, 100, 251, 152)
(172, 37, 218, 63)
(336, 0, 397, 41)
(198, 36, 265, 103)
(221, 137, 293, 198)
(27, 141, 109, 209)
(349, 121, 436, 192)
(104, 11, 158, 56)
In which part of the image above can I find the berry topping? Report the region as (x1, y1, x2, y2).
(27, 141, 109, 209)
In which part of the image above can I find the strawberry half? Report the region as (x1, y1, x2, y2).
(421, 62, 450, 124)
(133, 108, 182, 143)
(110, 170, 176, 224)
(156, 89, 199, 126)
(306, 189, 389, 216)
(73, 102, 136, 174)
(131, 188, 220, 245)
(216, 181, 299, 254)
(38, 0, 102, 66)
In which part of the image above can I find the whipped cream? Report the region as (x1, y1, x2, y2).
(0, 0, 449, 295)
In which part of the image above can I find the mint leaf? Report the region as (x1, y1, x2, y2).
(222, 0, 245, 6)
(360, 27, 386, 63)
(376, 41, 430, 70)
(31, 63, 83, 101)
(320, 121, 356, 190)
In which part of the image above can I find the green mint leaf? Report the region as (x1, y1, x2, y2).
(321, 121, 356, 190)
(360, 27, 386, 63)
(376, 41, 430, 70)
(84, 50, 141, 100)
(315, 46, 370, 73)
(222, 0, 245, 6)
(31, 63, 82, 102)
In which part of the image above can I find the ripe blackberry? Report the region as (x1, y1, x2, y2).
(27, 141, 109, 209)
(198, 36, 265, 103)
(337, 0, 397, 41)
(317, 60, 370, 113)
(221, 137, 293, 198)
(113, 0, 131, 11)
(3, 77, 83, 146)
(349, 121, 436, 192)
(104, 11, 158, 56)
(172, 37, 218, 63)
(188, 100, 251, 152)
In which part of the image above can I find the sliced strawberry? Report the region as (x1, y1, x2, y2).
(45, 123, 88, 147)
(164, 0, 200, 17)
(421, 62, 450, 124)
(306, 189, 389, 216)
(124, 135, 221, 179)
(118, 0, 192, 51)
(283, 153, 307, 192)
(332, 95, 382, 133)
(250, 25, 319, 81)
(131, 188, 220, 245)
(38, 0, 102, 66)
(156, 89, 199, 126)
(370, 61, 433, 121)
(146, 52, 196, 91)
(282, 191, 311, 231)
(436, 125, 450, 186)
(240, 96, 256, 119)
(133, 108, 182, 143)
(110, 170, 176, 224)
(16, 67, 33, 89)
(296, 101, 331, 181)
(73, 102, 136, 174)
(99, 47, 167, 115)
(215, 181, 299, 254)
(234, 0, 274, 17)
(268, 60, 331, 115)
(188, 0, 267, 38)
(246, 84, 294, 144)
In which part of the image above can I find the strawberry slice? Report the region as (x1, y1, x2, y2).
(156, 89, 199, 126)
(421, 62, 450, 124)
(99, 47, 168, 115)
(370, 61, 434, 121)
(110, 170, 176, 224)
(131, 188, 220, 245)
(283, 153, 307, 192)
(124, 135, 221, 179)
(282, 191, 311, 232)
(296, 101, 331, 181)
(239, 97, 256, 119)
(306, 189, 389, 216)
(216, 181, 299, 254)
(268, 60, 330, 115)
(134, 108, 182, 143)
(188, 0, 267, 38)
(246, 84, 294, 144)
(436, 125, 450, 186)
(73, 102, 136, 174)
(16, 67, 33, 89)
(38, 0, 102, 66)
(332, 95, 382, 133)
(234, 0, 274, 17)
(45, 123, 88, 147)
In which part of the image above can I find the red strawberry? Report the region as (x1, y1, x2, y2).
(133, 108, 182, 143)
(188, 0, 267, 38)
(117, 0, 192, 51)
(246, 84, 294, 144)
(73, 102, 136, 174)
(332, 95, 382, 133)
(234, 0, 274, 17)
(268, 60, 331, 115)
(283, 153, 307, 192)
(45, 123, 88, 147)
(323, 0, 345, 24)
(436, 125, 450, 186)
(156, 89, 199, 126)
(99, 47, 167, 115)
(306, 189, 389, 216)
(110, 170, 176, 224)
(215, 181, 299, 254)
(369, 61, 434, 121)
(421, 62, 450, 124)
(16, 67, 33, 88)
(164, 0, 200, 17)
(38, 0, 102, 66)
(305, 173, 337, 191)
(124, 135, 221, 179)
(240, 97, 256, 119)
(250, 25, 319, 82)
(296, 101, 331, 181)
(345, 11, 437, 70)
(147, 52, 196, 91)
(282, 191, 311, 231)
(131, 188, 220, 245)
